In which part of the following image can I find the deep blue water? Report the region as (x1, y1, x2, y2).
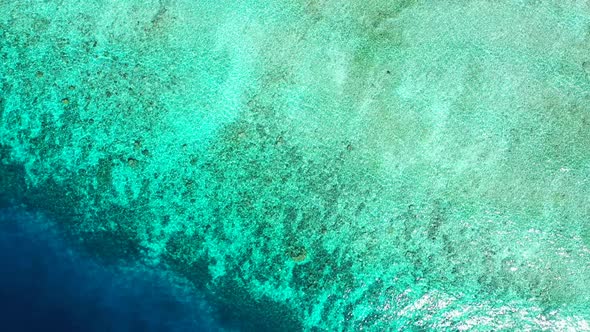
(0, 206, 225, 332)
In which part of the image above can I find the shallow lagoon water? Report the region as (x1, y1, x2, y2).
(1, 0, 590, 330)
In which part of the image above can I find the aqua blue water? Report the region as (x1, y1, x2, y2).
(2, 0, 590, 331)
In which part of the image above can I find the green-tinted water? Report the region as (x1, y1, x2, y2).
(2, 0, 590, 330)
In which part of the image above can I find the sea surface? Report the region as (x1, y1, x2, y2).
(2, 0, 590, 331)
(0, 205, 227, 331)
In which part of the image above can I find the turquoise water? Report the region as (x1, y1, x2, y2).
(1, 0, 590, 330)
